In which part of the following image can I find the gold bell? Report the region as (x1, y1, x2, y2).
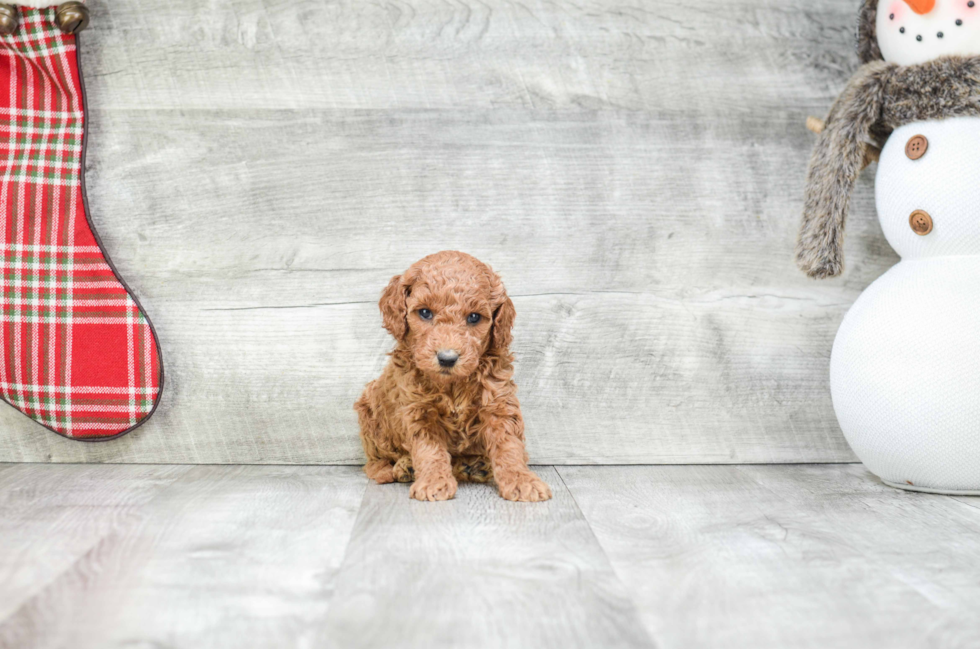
(0, 4, 18, 36)
(55, 1, 89, 35)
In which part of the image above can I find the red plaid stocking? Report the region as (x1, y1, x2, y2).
(0, 5, 162, 440)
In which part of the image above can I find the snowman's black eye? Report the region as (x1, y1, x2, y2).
(900, 27, 906, 33)
(890, 13, 895, 19)
(916, 34, 923, 41)
(957, 19, 964, 25)
(970, 1, 975, 8)
(466, 313, 482, 325)
(418, 308, 433, 321)
(938, 31, 944, 38)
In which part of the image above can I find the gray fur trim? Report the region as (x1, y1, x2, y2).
(858, 0, 882, 64)
(797, 56, 980, 278)
(798, 62, 893, 278)
(879, 56, 980, 126)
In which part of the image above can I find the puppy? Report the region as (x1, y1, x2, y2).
(355, 251, 552, 502)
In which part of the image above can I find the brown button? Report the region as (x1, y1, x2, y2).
(905, 135, 928, 160)
(909, 210, 933, 235)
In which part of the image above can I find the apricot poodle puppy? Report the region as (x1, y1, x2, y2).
(355, 251, 552, 502)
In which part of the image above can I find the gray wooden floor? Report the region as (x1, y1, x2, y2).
(3, 463, 979, 649)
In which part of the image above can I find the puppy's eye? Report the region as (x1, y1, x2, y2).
(418, 308, 433, 321)
(467, 313, 482, 325)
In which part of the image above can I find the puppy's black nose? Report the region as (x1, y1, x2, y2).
(437, 350, 459, 368)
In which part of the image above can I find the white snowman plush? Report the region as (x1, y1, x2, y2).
(798, 0, 980, 493)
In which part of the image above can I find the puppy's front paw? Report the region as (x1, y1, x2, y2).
(409, 473, 458, 501)
(496, 471, 552, 502)
(364, 460, 395, 485)
(393, 456, 415, 483)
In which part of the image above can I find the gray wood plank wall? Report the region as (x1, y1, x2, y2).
(0, 0, 890, 464)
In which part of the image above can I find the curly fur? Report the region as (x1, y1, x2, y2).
(798, 54, 980, 278)
(355, 251, 552, 503)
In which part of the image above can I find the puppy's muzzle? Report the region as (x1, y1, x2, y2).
(437, 350, 459, 368)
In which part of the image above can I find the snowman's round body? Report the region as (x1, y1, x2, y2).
(830, 117, 980, 493)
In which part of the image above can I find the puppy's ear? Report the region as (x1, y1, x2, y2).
(488, 273, 516, 355)
(379, 274, 408, 339)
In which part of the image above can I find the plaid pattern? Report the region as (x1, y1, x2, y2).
(0, 8, 161, 438)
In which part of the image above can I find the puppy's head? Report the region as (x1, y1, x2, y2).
(379, 251, 515, 383)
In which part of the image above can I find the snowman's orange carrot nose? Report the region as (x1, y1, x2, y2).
(903, 0, 936, 14)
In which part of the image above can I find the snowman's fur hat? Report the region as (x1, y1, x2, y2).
(796, 3, 980, 278)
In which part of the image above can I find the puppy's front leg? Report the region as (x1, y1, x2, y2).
(407, 428, 457, 502)
(481, 408, 552, 502)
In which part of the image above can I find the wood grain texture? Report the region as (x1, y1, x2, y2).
(6, 464, 980, 648)
(560, 464, 980, 649)
(0, 463, 191, 624)
(0, 464, 366, 649)
(320, 467, 654, 649)
(0, 0, 894, 463)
